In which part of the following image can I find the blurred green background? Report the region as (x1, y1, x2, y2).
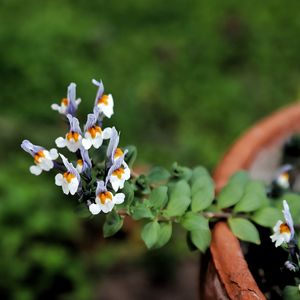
(2, 0, 300, 299)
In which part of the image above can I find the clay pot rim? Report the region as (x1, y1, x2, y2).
(211, 102, 300, 299)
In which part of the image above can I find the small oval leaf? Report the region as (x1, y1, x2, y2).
(141, 221, 160, 249)
(228, 218, 260, 245)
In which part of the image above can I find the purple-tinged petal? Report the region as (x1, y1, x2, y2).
(92, 79, 104, 106)
(106, 127, 119, 166)
(105, 150, 128, 186)
(21, 140, 44, 157)
(80, 148, 92, 172)
(283, 200, 294, 239)
(60, 154, 81, 183)
(96, 180, 107, 195)
(67, 114, 82, 134)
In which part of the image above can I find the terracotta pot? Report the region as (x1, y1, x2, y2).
(200, 103, 300, 300)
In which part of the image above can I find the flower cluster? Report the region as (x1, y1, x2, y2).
(21, 80, 130, 215)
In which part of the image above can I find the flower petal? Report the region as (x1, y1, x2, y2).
(102, 127, 112, 139)
(30, 165, 42, 176)
(49, 148, 59, 159)
(82, 138, 92, 150)
(69, 178, 79, 195)
(55, 137, 66, 148)
(114, 193, 125, 204)
(55, 173, 63, 186)
(89, 203, 101, 215)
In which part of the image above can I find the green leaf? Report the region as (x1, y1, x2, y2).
(229, 171, 249, 184)
(141, 221, 160, 249)
(149, 186, 168, 209)
(234, 181, 267, 213)
(119, 182, 134, 208)
(165, 180, 191, 217)
(186, 232, 198, 251)
(171, 162, 192, 180)
(124, 145, 137, 168)
(147, 167, 170, 183)
(153, 222, 172, 249)
(190, 228, 211, 253)
(191, 175, 215, 212)
(217, 172, 249, 209)
(190, 166, 210, 185)
(228, 218, 260, 245)
(251, 207, 282, 227)
(282, 286, 300, 300)
(103, 211, 123, 238)
(181, 212, 209, 231)
(131, 202, 154, 220)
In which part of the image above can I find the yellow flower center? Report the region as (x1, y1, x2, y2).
(98, 95, 109, 106)
(77, 159, 83, 167)
(98, 192, 113, 204)
(114, 148, 124, 159)
(88, 126, 102, 138)
(66, 131, 80, 142)
(34, 150, 45, 164)
(61, 98, 69, 106)
(112, 168, 125, 179)
(280, 173, 289, 182)
(280, 223, 291, 234)
(63, 172, 75, 183)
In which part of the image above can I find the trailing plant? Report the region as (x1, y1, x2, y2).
(21, 79, 300, 298)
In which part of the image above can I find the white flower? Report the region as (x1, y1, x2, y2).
(276, 173, 290, 189)
(55, 114, 82, 153)
(51, 83, 81, 115)
(88, 181, 125, 215)
(113, 147, 124, 162)
(81, 110, 111, 150)
(21, 140, 58, 176)
(96, 94, 114, 118)
(270, 200, 294, 247)
(274, 165, 292, 189)
(109, 162, 131, 192)
(76, 159, 83, 173)
(29, 148, 59, 175)
(92, 79, 114, 118)
(270, 220, 292, 247)
(55, 155, 80, 195)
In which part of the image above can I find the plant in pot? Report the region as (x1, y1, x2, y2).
(21, 79, 300, 299)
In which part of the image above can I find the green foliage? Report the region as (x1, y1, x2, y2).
(131, 202, 154, 220)
(124, 145, 137, 168)
(141, 221, 161, 249)
(147, 167, 170, 184)
(234, 180, 268, 213)
(103, 211, 124, 237)
(217, 171, 249, 209)
(154, 222, 172, 249)
(190, 228, 211, 253)
(251, 206, 282, 227)
(180, 212, 208, 231)
(190, 169, 215, 212)
(165, 180, 191, 217)
(120, 181, 135, 207)
(181, 212, 211, 252)
(228, 218, 260, 245)
(282, 286, 300, 300)
(171, 163, 192, 181)
(5, 0, 300, 297)
(149, 186, 168, 209)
